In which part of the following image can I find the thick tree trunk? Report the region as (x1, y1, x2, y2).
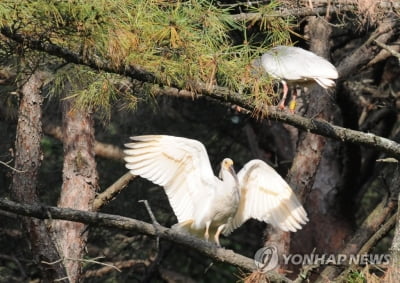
(387, 208, 400, 282)
(291, 17, 353, 256)
(11, 71, 67, 282)
(264, 17, 346, 274)
(52, 96, 98, 282)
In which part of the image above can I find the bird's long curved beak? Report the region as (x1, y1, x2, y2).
(227, 164, 238, 183)
(228, 164, 237, 178)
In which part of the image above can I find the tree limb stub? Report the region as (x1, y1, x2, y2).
(0, 198, 291, 282)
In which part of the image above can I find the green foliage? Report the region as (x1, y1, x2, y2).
(49, 64, 136, 121)
(346, 270, 366, 283)
(255, 1, 295, 44)
(0, 0, 293, 115)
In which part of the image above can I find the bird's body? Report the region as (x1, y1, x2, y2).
(124, 135, 308, 246)
(174, 158, 240, 242)
(256, 46, 338, 111)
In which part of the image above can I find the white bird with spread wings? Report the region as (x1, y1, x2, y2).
(124, 135, 308, 246)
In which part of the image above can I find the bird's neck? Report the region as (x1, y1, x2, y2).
(220, 169, 238, 190)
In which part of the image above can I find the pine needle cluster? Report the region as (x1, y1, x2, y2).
(0, 0, 294, 114)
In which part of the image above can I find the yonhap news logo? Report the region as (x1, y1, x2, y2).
(254, 245, 279, 272)
(254, 245, 390, 273)
(282, 253, 391, 266)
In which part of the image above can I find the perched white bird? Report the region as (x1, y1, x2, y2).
(254, 46, 338, 112)
(124, 135, 308, 246)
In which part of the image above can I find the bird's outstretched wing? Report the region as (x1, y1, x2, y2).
(224, 159, 308, 235)
(124, 135, 216, 223)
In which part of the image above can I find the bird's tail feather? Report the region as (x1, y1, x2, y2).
(314, 77, 336, 88)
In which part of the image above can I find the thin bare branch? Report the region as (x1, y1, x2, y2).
(333, 213, 396, 282)
(139, 200, 160, 226)
(374, 40, 400, 59)
(359, 213, 397, 255)
(66, 257, 121, 273)
(292, 199, 396, 283)
(0, 160, 26, 173)
(42, 256, 121, 272)
(93, 172, 136, 211)
(315, 197, 397, 282)
(84, 259, 148, 278)
(337, 15, 399, 77)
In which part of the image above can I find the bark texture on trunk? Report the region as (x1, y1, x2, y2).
(385, 167, 400, 283)
(264, 17, 342, 274)
(12, 71, 67, 282)
(52, 97, 98, 282)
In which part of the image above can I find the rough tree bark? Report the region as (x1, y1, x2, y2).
(263, 17, 340, 274)
(52, 90, 98, 282)
(11, 71, 67, 282)
(291, 17, 353, 258)
(384, 165, 400, 282)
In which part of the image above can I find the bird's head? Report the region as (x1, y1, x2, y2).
(219, 158, 237, 181)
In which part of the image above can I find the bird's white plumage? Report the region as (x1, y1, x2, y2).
(125, 135, 217, 223)
(124, 135, 308, 245)
(260, 46, 338, 87)
(223, 160, 308, 235)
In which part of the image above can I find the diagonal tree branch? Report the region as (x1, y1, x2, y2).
(0, 198, 291, 283)
(2, 17, 400, 159)
(43, 123, 125, 161)
(164, 86, 400, 159)
(315, 197, 397, 282)
(93, 172, 136, 211)
(336, 15, 399, 78)
(230, 1, 399, 22)
(0, 26, 157, 85)
(334, 212, 397, 282)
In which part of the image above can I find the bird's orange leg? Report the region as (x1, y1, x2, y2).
(277, 81, 288, 110)
(288, 88, 301, 114)
(204, 221, 211, 242)
(214, 224, 226, 247)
